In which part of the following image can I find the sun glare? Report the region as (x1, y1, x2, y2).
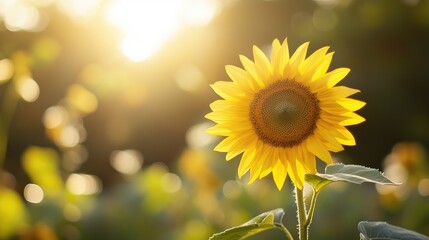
(105, 0, 219, 62)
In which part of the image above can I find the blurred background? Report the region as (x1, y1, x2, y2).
(0, 0, 429, 239)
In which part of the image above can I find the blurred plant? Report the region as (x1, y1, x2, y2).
(0, 50, 40, 239)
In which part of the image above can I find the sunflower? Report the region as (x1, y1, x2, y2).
(206, 38, 365, 190)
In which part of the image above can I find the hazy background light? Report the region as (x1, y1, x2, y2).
(56, 0, 102, 20)
(312, 9, 338, 31)
(60, 125, 80, 148)
(66, 173, 102, 195)
(28, 0, 56, 8)
(0, 59, 14, 83)
(43, 106, 68, 129)
(23, 183, 44, 204)
(110, 149, 143, 175)
(63, 204, 81, 222)
(62, 147, 88, 172)
(418, 178, 429, 197)
(222, 180, 242, 199)
(105, 0, 220, 62)
(105, 0, 183, 62)
(160, 173, 182, 193)
(183, 0, 219, 26)
(186, 122, 216, 149)
(4, 3, 41, 32)
(175, 64, 206, 93)
(15, 76, 40, 102)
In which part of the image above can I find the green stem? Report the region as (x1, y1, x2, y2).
(296, 187, 307, 240)
(304, 189, 318, 227)
(0, 82, 20, 184)
(275, 223, 294, 240)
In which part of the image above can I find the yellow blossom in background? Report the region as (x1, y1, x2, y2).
(206, 38, 365, 190)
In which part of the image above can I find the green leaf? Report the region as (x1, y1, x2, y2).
(209, 208, 285, 240)
(358, 221, 429, 240)
(306, 164, 399, 192)
(321, 164, 399, 185)
(305, 174, 332, 193)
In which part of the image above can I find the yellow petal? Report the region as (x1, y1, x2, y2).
(306, 136, 333, 164)
(238, 148, 255, 177)
(210, 81, 240, 99)
(209, 100, 226, 111)
(253, 45, 272, 81)
(327, 68, 351, 88)
(301, 147, 317, 174)
(280, 38, 290, 71)
(205, 111, 247, 122)
(314, 127, 344, 152)
(311, 68, 350, 92)
(312, 52, 334, 80)
(248, 157, 263, 184)
(225, 65, 254, 93)
(317, 86, 360, 100)
(337, 98, 366, 111)
(320, 102, 350, 115)
(286, 149, 304, 189)
(205, 125, 230, 136)
(271, 39, 282, 77)
(239, 55, 265, 89)
(214, 136, 237, 153)
(340, 112, 366, 126)
(257, 143, 274, 178)
(299, 46, 330, 80)
(320, 111, 349, 125)
(284, 42, 309, 79)
(334, 127, 356, 146)
(272, 160, 287, 190)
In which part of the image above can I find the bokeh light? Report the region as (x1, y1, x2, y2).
(160, 173, 182, 193)
(222, 180, 242, 199)
(66, 173, 102, 195)
(14, 76, 40, 102)
(175, 64, 207, 93)
(63, 204, 82, 222)
(43, 106, 68, 129)
(3, 3, 41, 32)
(0, 59, 14, 83)
(60, 125, 81, 148)
(418, 178, 429, 196)
(186, 122, 216, 149)
(110, 149, 143, 175)
(23, 183, 44, 204)
(56, 0, 102, 20)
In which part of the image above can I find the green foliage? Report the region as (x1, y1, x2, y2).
(358, 221, 429, 240)
(209, 208, 285, 240)
(306, 164, 399, 192)
(0, 188, 27, 239)
(21, 146, 64, 197)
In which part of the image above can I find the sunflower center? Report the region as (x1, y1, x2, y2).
(249, 80, 320, 147)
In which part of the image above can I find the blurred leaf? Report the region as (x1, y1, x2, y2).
(306, 164, 398, 192)
(22, 146, 64, 197)
(358, 221, 429, 240)
(209, 208, 284, 240)
(0, 188, 27, 239)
